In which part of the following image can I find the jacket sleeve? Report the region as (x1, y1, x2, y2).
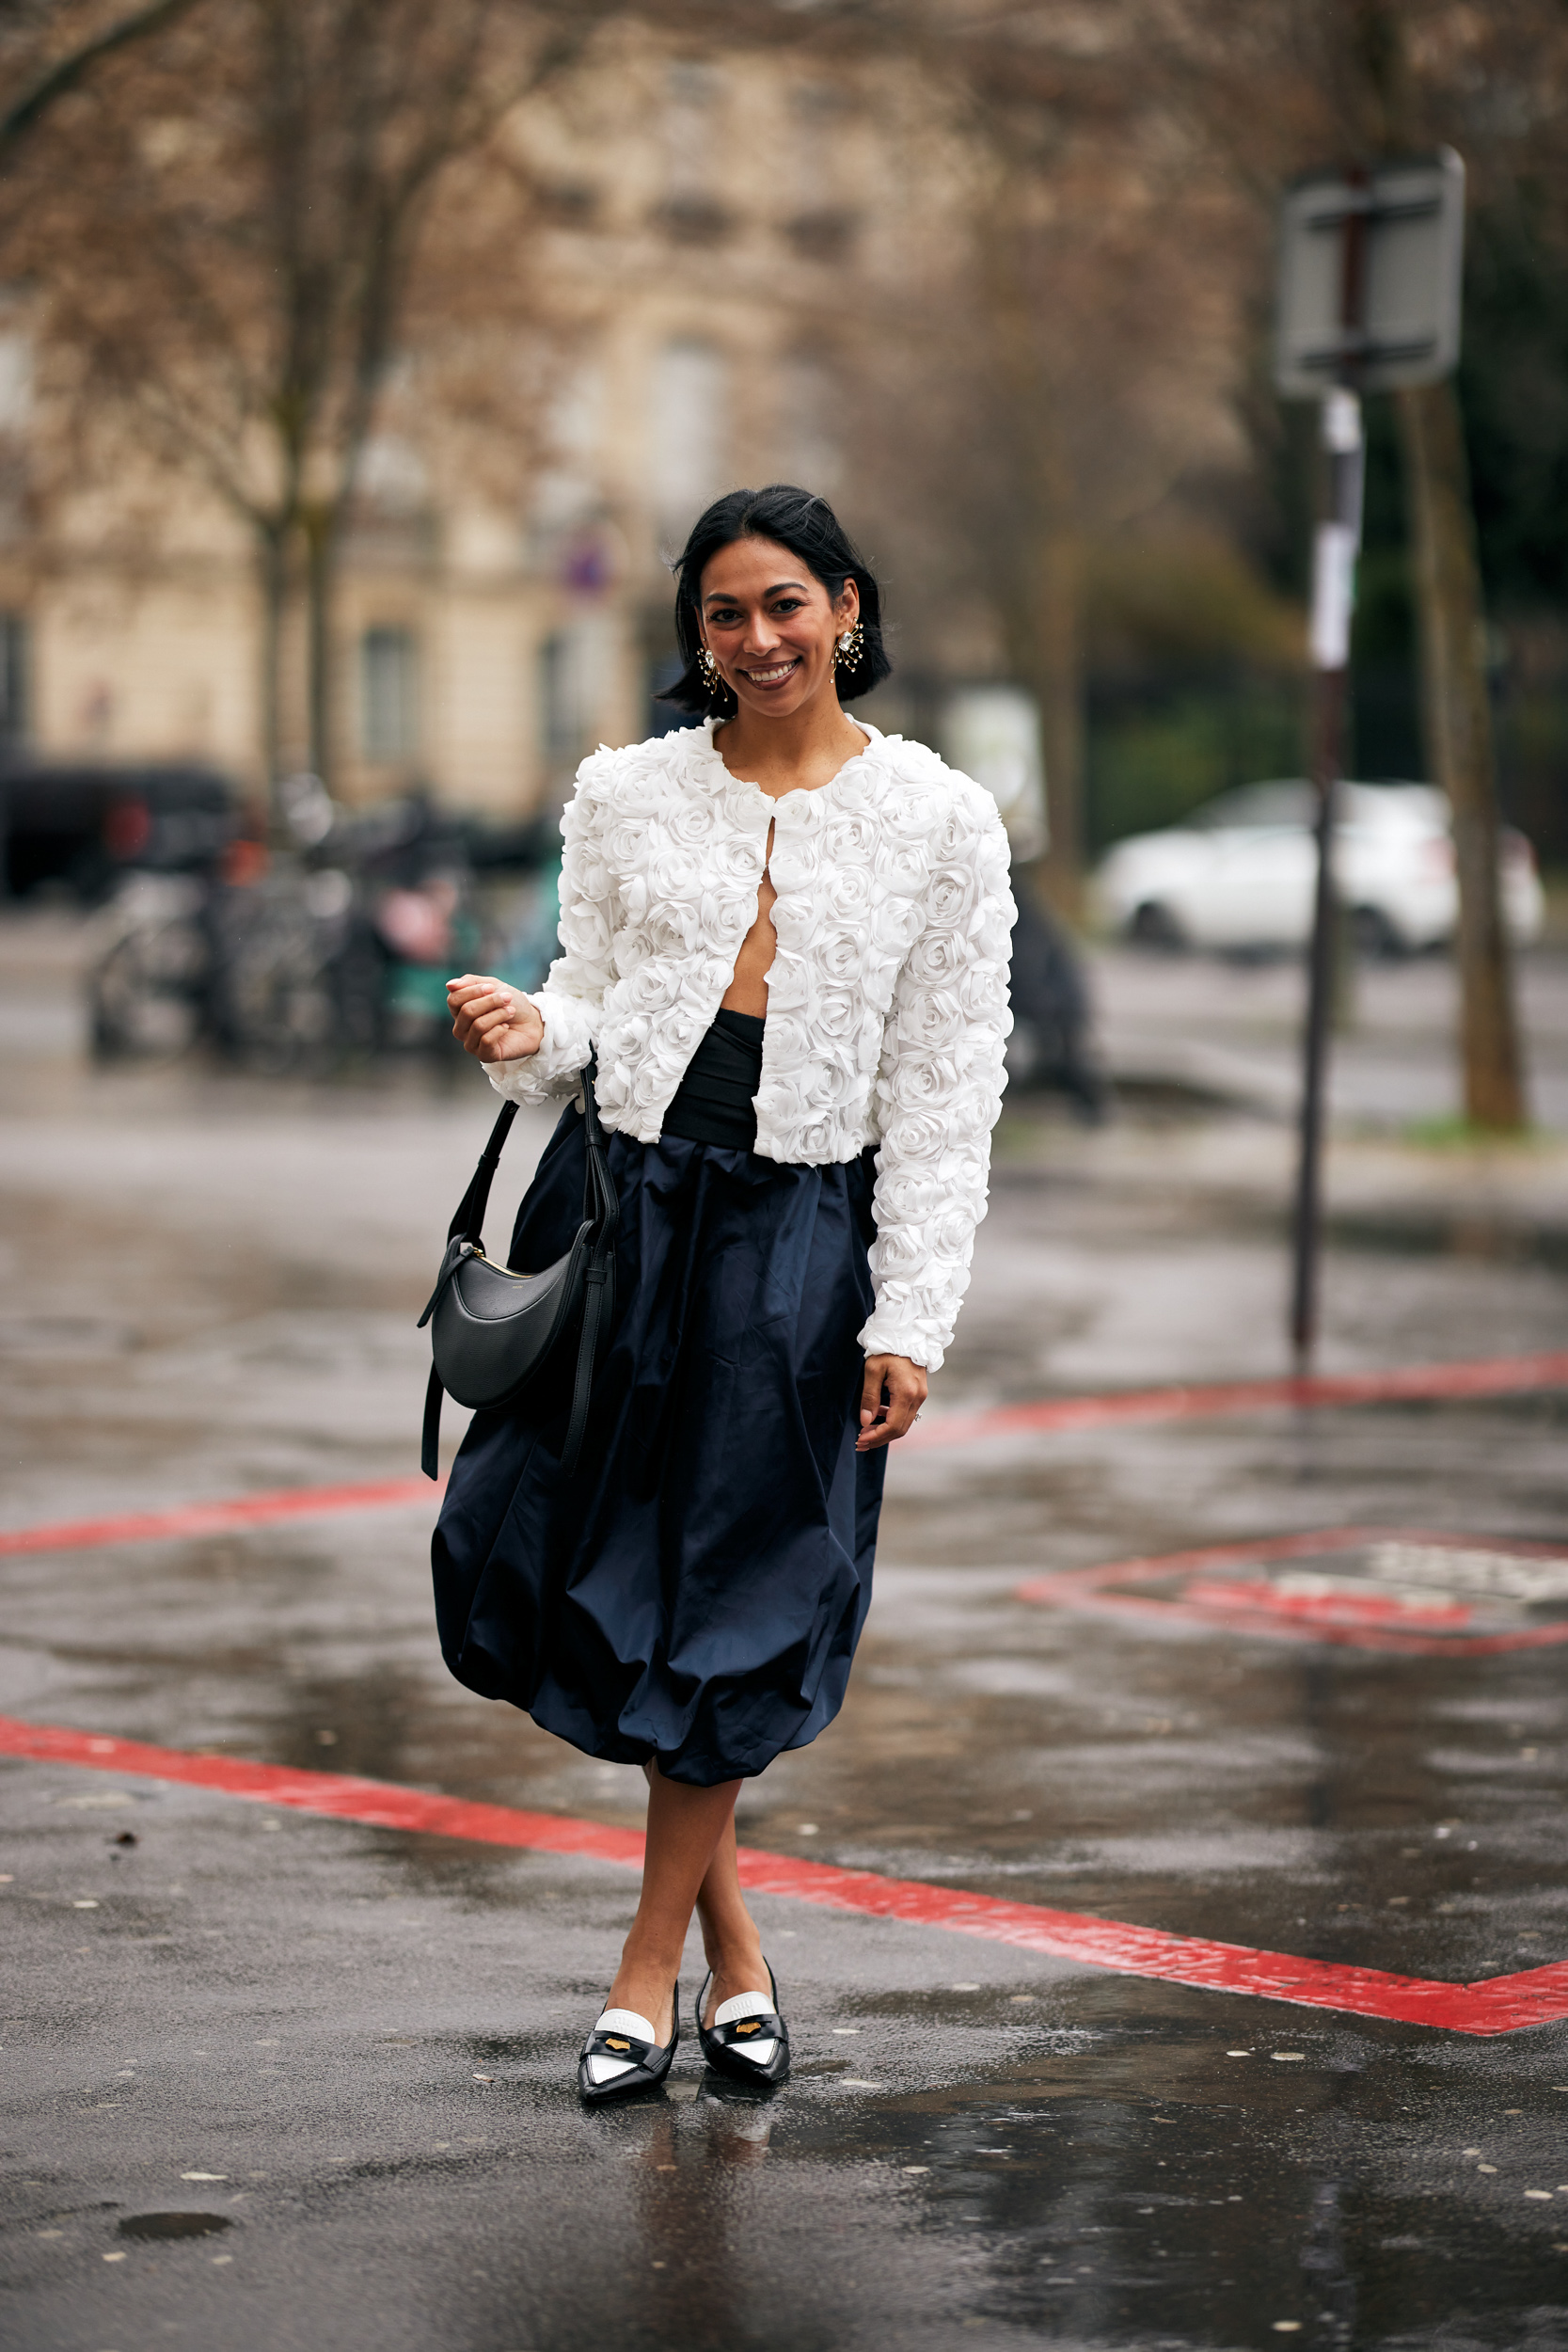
(485, 751, 620, 1107)
(860, 784, 1015, 1373)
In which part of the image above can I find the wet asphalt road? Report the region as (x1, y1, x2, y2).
(5, 914, 1568, 2351)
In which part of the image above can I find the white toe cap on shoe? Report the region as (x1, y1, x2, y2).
(713, 1991, 777, 2027)
(594, 2007, 659, 2042)
(711, 1989, 780, 2066)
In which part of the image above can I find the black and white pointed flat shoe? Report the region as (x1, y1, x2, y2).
(696, 1962, 790, 2085)
(577, 1984, 680, 2105)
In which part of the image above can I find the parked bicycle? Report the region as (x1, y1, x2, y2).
(87, 776, 546, 1072)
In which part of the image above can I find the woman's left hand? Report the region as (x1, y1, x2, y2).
(856, 1354, 927, 1452)
(446, 974, 544, 1062)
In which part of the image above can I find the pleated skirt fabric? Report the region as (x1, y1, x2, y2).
(431, 1101, 888, 1787)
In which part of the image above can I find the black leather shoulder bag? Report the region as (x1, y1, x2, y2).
(417, 1063, 618, 1481)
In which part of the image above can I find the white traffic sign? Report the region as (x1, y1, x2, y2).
(1275, 148, 1465, 398)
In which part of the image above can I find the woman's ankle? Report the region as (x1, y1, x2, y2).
(610, 1924, 684, 1996)
(697, 1900, 764, 1968)
(606, 1967, 675, 2042)
(702, 1931, 769, 1991)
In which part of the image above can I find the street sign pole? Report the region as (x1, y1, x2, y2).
(1275, 151, 1461, 1372)
(1290, 387, 1364, 1369)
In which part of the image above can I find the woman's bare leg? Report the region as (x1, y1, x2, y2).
(606, 1762, 740, 2042)
(692, 1806, 769, 2027)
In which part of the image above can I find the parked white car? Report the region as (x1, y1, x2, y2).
(1091, 781, 1544, 955)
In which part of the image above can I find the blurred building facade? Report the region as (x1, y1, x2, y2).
(4, 3, 1566, 875)
(0, 33, 947, 822)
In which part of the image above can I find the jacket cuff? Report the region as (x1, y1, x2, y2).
(484, 1057, 571, 1105)
(483, 991, 592, 1103)
(858, 1311, 945, 1375)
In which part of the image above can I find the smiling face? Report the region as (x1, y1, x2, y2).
(698, 535, 860, 723)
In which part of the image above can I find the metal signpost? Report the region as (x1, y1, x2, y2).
(1274, 149, 1466, 1370)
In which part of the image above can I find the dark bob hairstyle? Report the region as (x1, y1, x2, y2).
(657, 484, 893, 717)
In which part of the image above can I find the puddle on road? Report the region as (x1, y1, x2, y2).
(118, 2210, 233, 2239)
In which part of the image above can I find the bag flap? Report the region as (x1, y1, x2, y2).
(449, 1249, 571, 1324)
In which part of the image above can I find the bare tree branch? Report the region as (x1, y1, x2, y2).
(0, 0, 206, 155)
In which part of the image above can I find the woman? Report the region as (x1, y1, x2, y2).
(437, 485, 1014, 2101)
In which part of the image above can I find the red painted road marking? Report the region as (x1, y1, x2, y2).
(0, 1476, 443, 1559)
(1182, 1576, 1470, 1631)
(1017, 1529, 1568, 1658)
(907, 1350, 1568, 1451)
(1, 1350, 1564, 1560)
(3, 1711, 1564, 2037)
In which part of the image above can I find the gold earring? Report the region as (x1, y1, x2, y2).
(834, 621, 864, 675)
(699, 646, 728, 698)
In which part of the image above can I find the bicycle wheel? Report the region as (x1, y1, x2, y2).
(215, 892, 337, 1073)
(88, 914, 208, 1061)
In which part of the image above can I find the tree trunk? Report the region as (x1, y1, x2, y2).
(303, 504, 337, 790)
(973, 169, 1087, 924)
(992, 509, 1085, 921)
(257, 519, 289, 837)
(1396, 379, 1528, 1130)
(1034, 529, 1085, 924)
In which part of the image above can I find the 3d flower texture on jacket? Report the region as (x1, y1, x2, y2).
(486, 719, 1016, 1373)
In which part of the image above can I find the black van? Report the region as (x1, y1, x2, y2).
(0, 758, 241, 900)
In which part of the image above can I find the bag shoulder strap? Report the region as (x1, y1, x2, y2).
(449, 1099, 518, 1246)
(422, 1056, 611, 1484)
(421, 1362, 445, 1482)
(448, 1053, 606, 1248)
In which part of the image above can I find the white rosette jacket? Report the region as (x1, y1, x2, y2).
(487, 720, 1016, 1373)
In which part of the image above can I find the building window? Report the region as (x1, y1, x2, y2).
(538, 618, 612, 769)
(531, 359, 605, 546)
(777, 353, 842, 496)
(651, 339, 728, 536)
(356, 433, 428, 516)
(664, 62, 719, 200)
(539, 632, 576, 764)
(0, 612, 25, 745)
(652, 62, 733, 241)
(361, 626, 419, 762)
(0, 327, 33, 434)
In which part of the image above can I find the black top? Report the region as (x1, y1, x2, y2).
(660, 1009, 765, 1152)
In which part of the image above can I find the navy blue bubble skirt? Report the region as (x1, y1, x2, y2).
(431, 1103, 888, 1787)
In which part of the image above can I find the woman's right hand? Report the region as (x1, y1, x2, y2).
(447, 975, 545, 1063)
